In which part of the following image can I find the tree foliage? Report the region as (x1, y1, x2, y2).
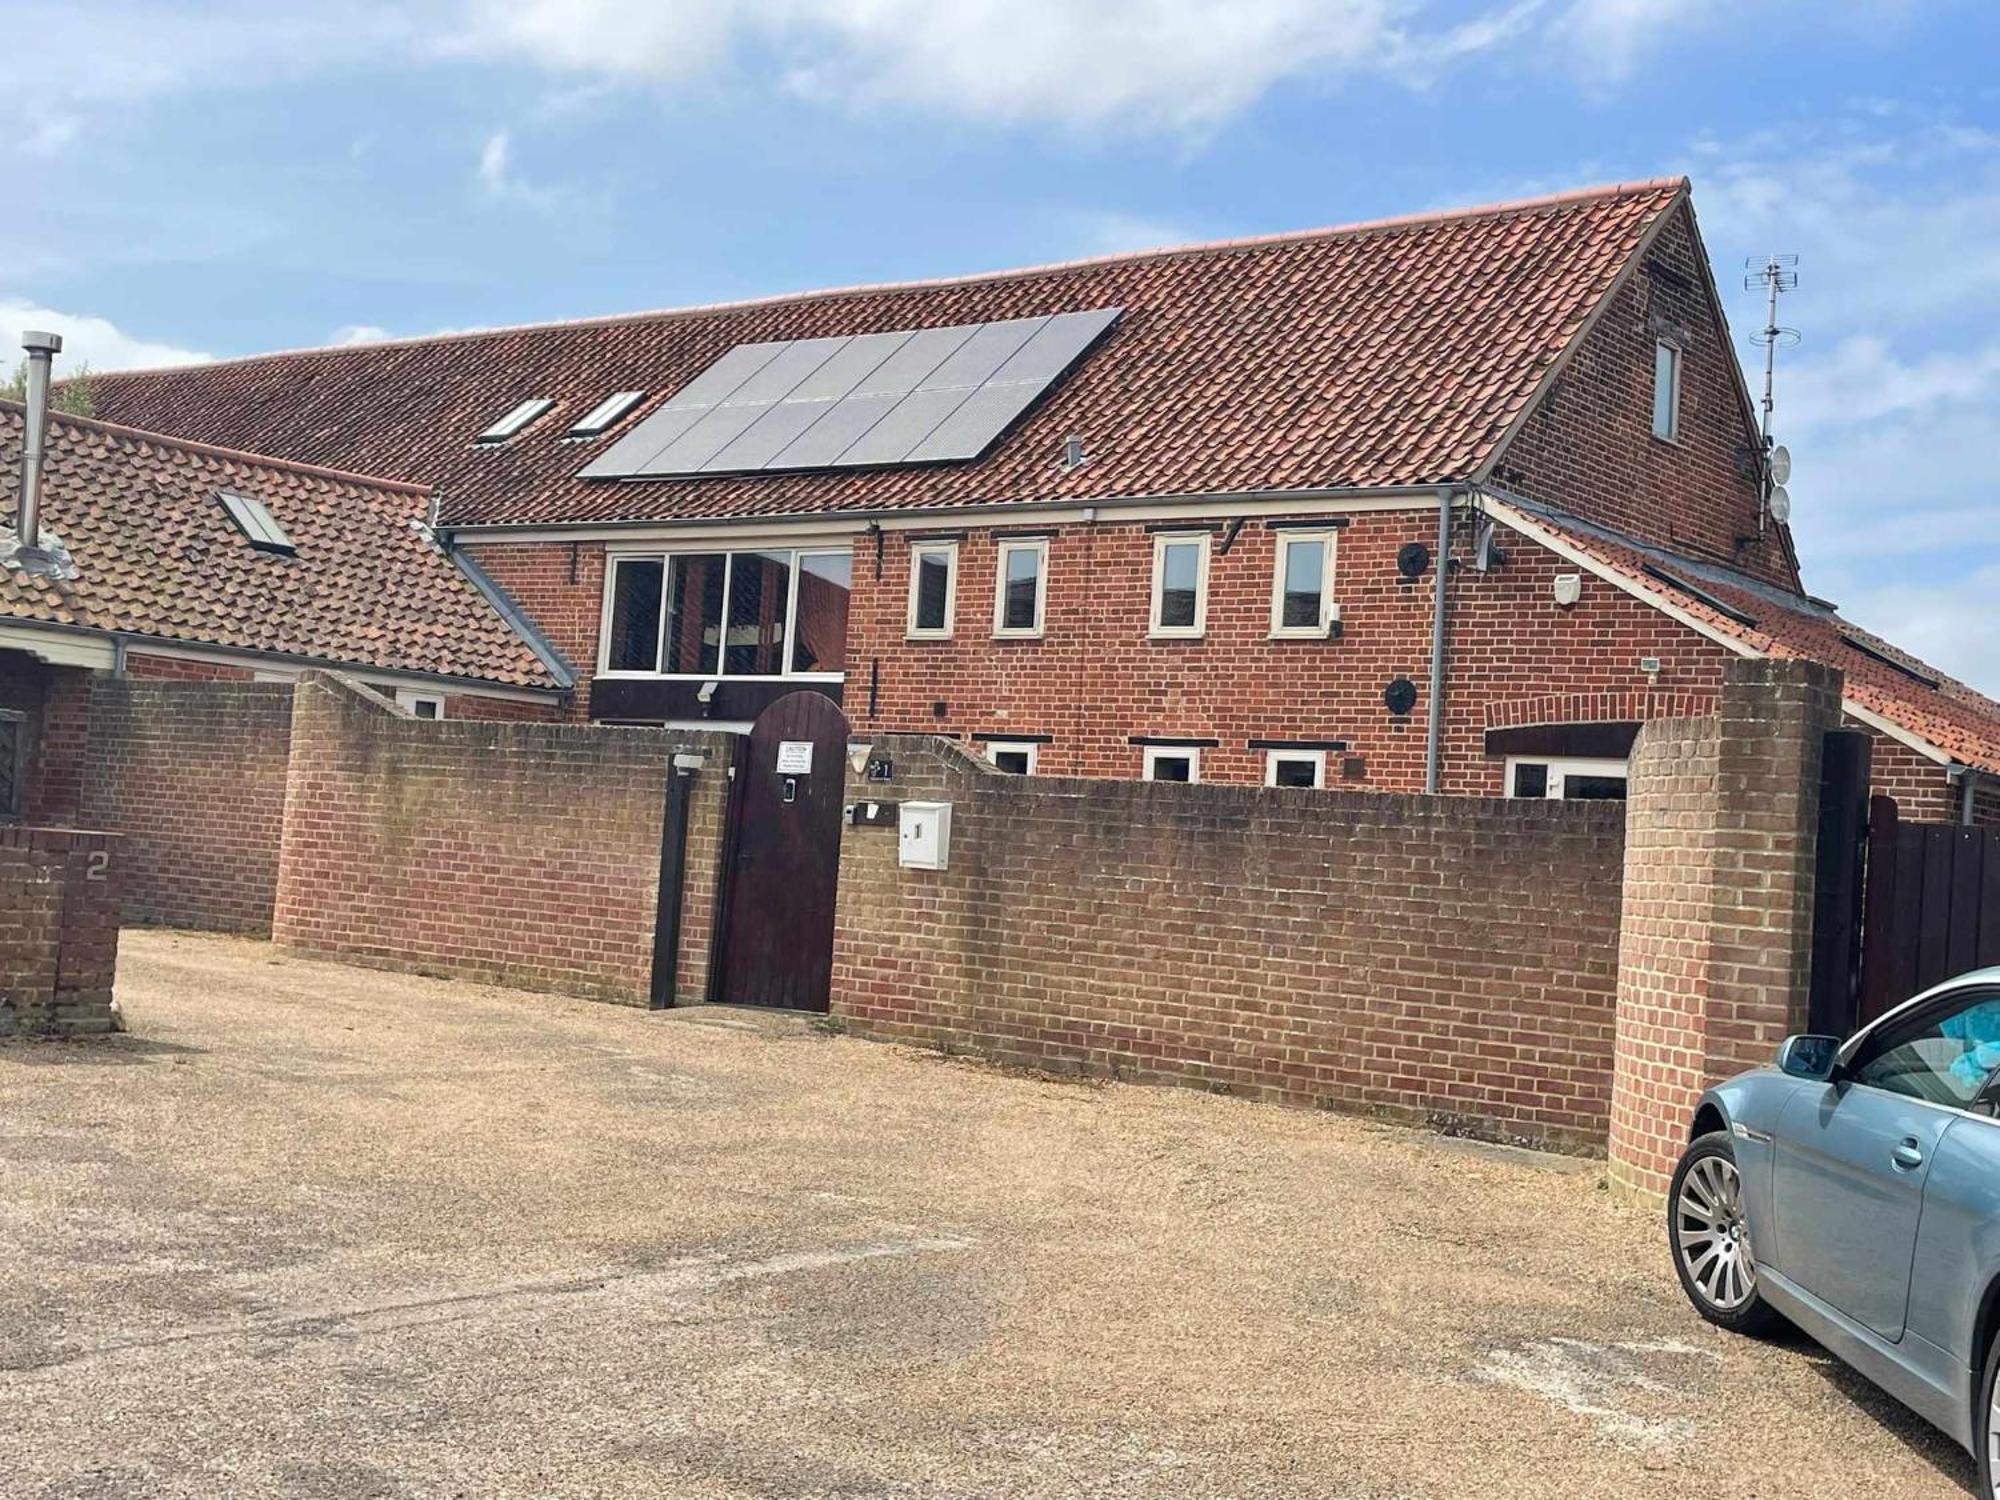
(1, 358, 96, 418)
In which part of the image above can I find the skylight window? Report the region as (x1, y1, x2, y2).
(1841, 633, 1940, 689)
(218, 491, 296, 556)
(567, 391, 646, 438)
(475, 398, 554, 445)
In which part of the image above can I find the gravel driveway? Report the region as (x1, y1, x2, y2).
(0, 931, 1975, 1498)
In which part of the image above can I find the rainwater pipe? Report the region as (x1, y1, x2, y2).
(1424, 485, 1460, 795)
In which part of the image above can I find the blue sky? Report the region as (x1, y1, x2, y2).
(6, 0, 1998, 692)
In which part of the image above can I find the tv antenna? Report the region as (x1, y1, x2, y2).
(1744, 254, 1799, 444)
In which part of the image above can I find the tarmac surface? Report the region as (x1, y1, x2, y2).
(0, 930, 1976, 1497)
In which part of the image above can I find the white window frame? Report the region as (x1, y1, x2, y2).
(395, 690, 446, 720)
(906, 541, 959, 639)
(993, 538, 1049, 638)
(595, 546, 852, 683)
(475, 398, 554, 445)
(1264, 749, 1326, 788)
(1652, 340, 1681, 442)
(566, 391, 647, 439)
(1269, 530, 1340, 639)
(983, 740, 1039, 775)
(1506, 755, 1629, 800)
(1142, 745, 1201, 783)
(1148, 532, 1211, 639)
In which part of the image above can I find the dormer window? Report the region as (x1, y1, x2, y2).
(475, 398, 554, 445)
(1652, 341, 1681, 441)
(217, 491, 296, 556)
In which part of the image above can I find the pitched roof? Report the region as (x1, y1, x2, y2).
(0, 403, 568, 691)
(1490, 495, 2000, 776)
(85, 179, 1688, 530)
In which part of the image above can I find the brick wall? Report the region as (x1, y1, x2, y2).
(1492, 203, 1793, 589)
(0, 651, 92, 824)
(79, 680, 295, 932)
(0, 826, 121, 1036)
(271, 675, 731, 1004)
(455, 540, 604, 721)
(124, 651, 256, 682)
(832, 738, 1627, 1153)
(840, 511, 1742, 794)
(1608, 658, 1841, 1196)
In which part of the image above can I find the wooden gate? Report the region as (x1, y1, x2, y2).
(1856, 797, 2000, 1026)
(708, 691, 849, 1013)
(1807, 731, 1872, 1037)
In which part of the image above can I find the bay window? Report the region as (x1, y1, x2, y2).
(600, 547, 851, 679)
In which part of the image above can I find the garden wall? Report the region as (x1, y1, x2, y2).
(80, 679, 294, 932)
(271, 676, 733, 1005)
(832, 739, 1629, 1152)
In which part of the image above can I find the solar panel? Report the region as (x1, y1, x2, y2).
(580, 307, 1120, 481)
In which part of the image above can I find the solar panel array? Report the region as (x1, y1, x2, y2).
(581, 307, 1120, 481)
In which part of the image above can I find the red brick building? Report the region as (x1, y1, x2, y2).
(0, 401, 571, 823)
(78, 177, 2000, 825)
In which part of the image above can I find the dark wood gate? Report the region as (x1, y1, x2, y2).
(708, 691, 849, 1013)
(1856, 797, 2000, 1026)
(1807, 730, 1872, 1036)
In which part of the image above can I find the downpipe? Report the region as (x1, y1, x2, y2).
(1424, 485, 1459, 795)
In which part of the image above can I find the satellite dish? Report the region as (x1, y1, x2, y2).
(1768, 485, 1792, 525)
(1769, 445, 1792, 485)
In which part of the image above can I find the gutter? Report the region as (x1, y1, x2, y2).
(436, 482, 1441, 542)
(448, 546, 579, 691)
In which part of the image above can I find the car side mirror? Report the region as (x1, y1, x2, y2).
(1776, 1034, 1842, 1081)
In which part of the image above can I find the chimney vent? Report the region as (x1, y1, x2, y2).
(9, 329, 63, 575)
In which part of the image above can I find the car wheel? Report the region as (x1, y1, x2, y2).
(1668, 1130, 1781, 1335)
(1977, 1332, 2000, 1500)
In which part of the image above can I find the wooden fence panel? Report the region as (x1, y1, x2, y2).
(1858, 798, 2000, 1026)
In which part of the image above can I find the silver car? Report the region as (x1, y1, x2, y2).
(1671, 966, 2000, 1497)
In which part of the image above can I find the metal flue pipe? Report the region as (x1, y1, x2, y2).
(16, 329, 63, 556)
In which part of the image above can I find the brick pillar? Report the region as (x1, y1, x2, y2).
(1608, 657, 1842, 1197)
(0, 827, 121, 1036)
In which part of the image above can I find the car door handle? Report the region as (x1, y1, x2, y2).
(1892, 1137, 1925, 1171)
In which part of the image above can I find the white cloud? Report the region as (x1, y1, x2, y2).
(1070, 211, 1202, 256)
(1555, 0, 1723, 78)
(330, 324, 394, 346)
(473, 128, 562, 211)
(1687, 108, 2000, 695)
(451, 0, 1547, 135)
(0, 300, 209, 374)
(1824, 565, 2000, 701)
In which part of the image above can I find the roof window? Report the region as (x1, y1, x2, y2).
(1841, 633, 1940, 689)
(567, 391, 646, 438)
(1640, 564, 1756, 628)
(217, 491, 296, 556)
(475, 398, 554, 445)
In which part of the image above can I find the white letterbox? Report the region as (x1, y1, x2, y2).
(897, 801, 952, 871)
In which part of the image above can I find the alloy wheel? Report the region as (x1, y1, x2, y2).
(1676, 1154, 1755, 1310)
(1987, 1365, 2000, 1490)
